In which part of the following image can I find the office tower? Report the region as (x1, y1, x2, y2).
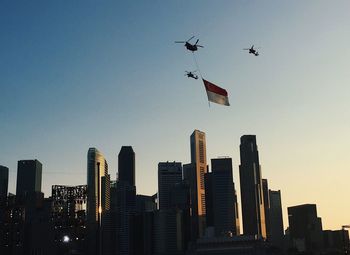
(136, 195, 157, 213)
(0, 166, 9, 206)
(190, 129, 207, 237)
(204, 173, 214, 227)
(153, 209, 185, 255)
(116, 146, 137, 255)
(118, 146, 135, 186)
(16, 160, 42, 201)
(51, 185, 87, 254)
(262, 179, 271, 239)
(170, 181, 192, 251)
(206, 158, 239, 236)
(288, 204, 323, 253)
(87, 148, 109, 255)
(269, 190, 284, 249)
(158, 161, 182, 210)
(239, 135, 266, 238)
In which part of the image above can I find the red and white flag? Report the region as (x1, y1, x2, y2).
(202, 79, 230, 106)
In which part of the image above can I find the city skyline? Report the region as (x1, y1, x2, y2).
(1, 0, 350, 232)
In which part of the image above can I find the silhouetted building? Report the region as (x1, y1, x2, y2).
(87, 148, 109, 255)
(204, 173, 213, 228)
(153, 209, 185, 255)
(288, 204, 323, 253)
(0, 166, 8, 207)
(136, 195, 157, 213)
(118, 146, 135, 187)
(262, 179, 270, 239)
(269, 190, 284, 250)
(239, 135, 266, 238)
(51, 185, 87, 255)
(158, 161, 182, 210)
(16, 160, 42, 202)
(323, 229, 349, 254)
(205, 158, 239, 237)
(188, 235, 268, 255)
(134, 195, 157, 255)
(1, 192, 53, 255)
(116, 146, 137, 255)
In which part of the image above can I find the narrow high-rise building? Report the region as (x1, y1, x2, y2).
(118, 146, 135, 187)
(87, 148, 109, 255)
(208, 158, 239, 236)
(16, 160, 42, 201)
(262, 179, 271, 239)
(190, 130, 207, 237)
(239, 135, 266, 238)
(269, 190, 284, 250)
(0, 166, 9, 206)
(116, 146, 137, 255)
(158, 161, 182, 210)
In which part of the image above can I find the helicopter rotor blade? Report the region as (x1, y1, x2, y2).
(197, 45, 204, 48)
(195, 39, 199, 45)
(187, 36, 195, 42)
(243, 48, 250, 50)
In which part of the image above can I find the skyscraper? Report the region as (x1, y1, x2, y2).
(190, 129, 207, 237)
(206, 158, 239, 236)
(116, 146, 137, 255)
(239, 135, 266, 238)
(87, 148, 109, 255)
(118, 146, 135, 187)
(0, 166, 9, 206)
(262, 179, 271, 239)
(288, 204, 323, 253)
(269, 190, 284, 249)
(158, 161, 182, 210)
(16, 160, 42, 201)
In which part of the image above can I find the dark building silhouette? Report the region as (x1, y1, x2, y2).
(86, 148, 110, 255)
(153, 209, 185, 255)
(288, 204, 323, 253)
(189, 235, 268, 255)
(115, 146, 137, 255)
(16, 160, 42, 202)
(262, 179, 270, 240)
(51, 185, 87, 255)
(136, 194, 157, 213)
(268, 190, 284, 250)
(0, 166, 9, 207)
(158, 161, 182, 210)
(205, 158, 239, 237)
(239, 135, 266, 238)
(323, 229, 349, 254)
(118, 146, 135, 187)
(134, 194, 156, 255)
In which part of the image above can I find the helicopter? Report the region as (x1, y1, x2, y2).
(243, 45, 259, 56)
(175, 36, 204, 52)
(185, 71, 198, 80)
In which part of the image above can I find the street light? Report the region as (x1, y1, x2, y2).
(62, 235, 70, 243)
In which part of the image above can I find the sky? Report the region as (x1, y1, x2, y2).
(1, 0, 349, 231)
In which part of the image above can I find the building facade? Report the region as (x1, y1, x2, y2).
(16, 160, 42, 202)
(239, 135, 266, 238)
(158, 161, 182, 210)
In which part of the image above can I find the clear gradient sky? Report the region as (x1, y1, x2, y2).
(1, 0, 349, 231)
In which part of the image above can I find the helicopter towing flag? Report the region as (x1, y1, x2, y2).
(202, 79, 230, 106)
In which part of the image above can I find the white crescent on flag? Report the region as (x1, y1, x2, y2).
(202, 79, 230, 106)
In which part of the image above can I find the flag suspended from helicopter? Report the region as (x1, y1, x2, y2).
(202, 79, 230, 106)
